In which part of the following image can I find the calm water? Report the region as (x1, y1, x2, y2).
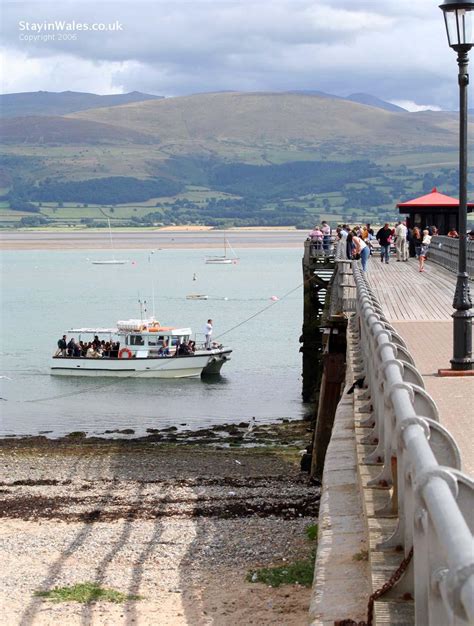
(0, 247, 304, 437)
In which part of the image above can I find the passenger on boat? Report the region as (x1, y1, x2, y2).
(67, 338, 76, 357)
(86, 345, 101, 359)
(55, 335, 67, 357)
(158, 341, 170, 357)
(188, 340, 196, 353)
(92, 335, 100, 350)
(110, 342, 120, 358)
(204, 319, 213, 349)
(177, 342, 193, 356)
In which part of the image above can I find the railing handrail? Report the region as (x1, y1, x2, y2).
(428, 235, 474, 279)
(348, 260, 474, 624)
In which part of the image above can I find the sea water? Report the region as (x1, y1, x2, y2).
(0, 246, 305, 437)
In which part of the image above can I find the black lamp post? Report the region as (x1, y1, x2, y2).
(439, 0, 474, 371)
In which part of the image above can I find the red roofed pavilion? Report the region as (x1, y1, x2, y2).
(397, 187, 473, 234)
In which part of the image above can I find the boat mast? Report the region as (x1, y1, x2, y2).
(138, 298, 147, 322)
(108, 218, 115, 259)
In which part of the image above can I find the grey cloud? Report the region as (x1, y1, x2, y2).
(1, 0, 465, 109)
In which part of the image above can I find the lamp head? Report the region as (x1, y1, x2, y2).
(439, 0, 474, 51)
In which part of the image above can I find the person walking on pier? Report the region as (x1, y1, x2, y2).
(395, 221, 408, 262)
(418, 230, 432, 272)
(376, 223, 392, 264)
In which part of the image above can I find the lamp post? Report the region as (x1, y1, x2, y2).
(439, 0, 474, 370)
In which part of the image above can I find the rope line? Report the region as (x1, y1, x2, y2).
(215, 282, 303, 340)
(18, 282, 303, 404)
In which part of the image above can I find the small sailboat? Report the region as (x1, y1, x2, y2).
(205, 234, 239, 265)
(92, 219, 129, 265)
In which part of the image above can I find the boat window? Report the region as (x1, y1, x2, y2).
(130, 335, 144, 346)
(148, 336, 158, 346)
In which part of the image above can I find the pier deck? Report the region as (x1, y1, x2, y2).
(367, 257, 473, 475)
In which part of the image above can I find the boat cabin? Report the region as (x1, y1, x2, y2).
(67, 319, 193, 359)
(121, 327, 193, 358)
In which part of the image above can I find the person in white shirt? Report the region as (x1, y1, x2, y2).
(395, 221, 408, 262)
(204, 319, 213, 349)
(418, 231, 432, 272)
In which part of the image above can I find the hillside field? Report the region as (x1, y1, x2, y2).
(1, 91, 472, 229)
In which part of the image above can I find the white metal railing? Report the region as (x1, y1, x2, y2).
(429, 236, 474, 279)
(351, 260, 474, 625)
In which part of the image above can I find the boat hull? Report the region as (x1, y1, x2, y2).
(92, 260, 128, 265)
(205, 258, 234, 264)
(50, 350, 231, 379)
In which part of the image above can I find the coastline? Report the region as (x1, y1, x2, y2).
(0, 227, 306, 251)
(0, 420, 318, 625)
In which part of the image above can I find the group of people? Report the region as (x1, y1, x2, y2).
(307, 221, 332, 251)
(55, 335, 121, 358)
(309, 220, 448, 273)
(55, 322, 214, 359)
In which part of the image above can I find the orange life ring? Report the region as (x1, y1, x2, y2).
(118, 347, 133, 359)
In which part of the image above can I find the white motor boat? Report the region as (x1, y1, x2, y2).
(186, 294, 209, 300)
(51, 318, 231, 378)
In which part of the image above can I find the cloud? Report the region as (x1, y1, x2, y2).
(389, 99, 442, 113)
(0, 0, 463, 109)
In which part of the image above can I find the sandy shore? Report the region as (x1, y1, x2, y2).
(0, 421, 319, 625)
(0, 228, 306, 250)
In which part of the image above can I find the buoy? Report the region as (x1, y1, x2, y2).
(270, 296, 279, 301)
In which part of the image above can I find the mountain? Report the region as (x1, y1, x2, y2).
(68, 91, 453, 149)
(288, 90, 407, 113)
(0, 115, 154, 145)
(346, 93, 407, 113)
(1, 91, 469, 194)
(0, 90, 163, 118)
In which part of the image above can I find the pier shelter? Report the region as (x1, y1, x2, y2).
(397, 187, 473, 234)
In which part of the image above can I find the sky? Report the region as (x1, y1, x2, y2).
(0, 0, 471, 111)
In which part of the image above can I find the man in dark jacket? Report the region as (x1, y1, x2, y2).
(56, 335, 67, 357)
(376, 223, 393, 264)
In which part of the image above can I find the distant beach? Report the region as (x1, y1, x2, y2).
(0, 228, 306, 250)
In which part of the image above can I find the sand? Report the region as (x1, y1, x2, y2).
(0, 228, 306, 251)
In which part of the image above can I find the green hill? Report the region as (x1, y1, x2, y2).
(1, 91, 472, 229)
(0, 116, 154, 145)
(0, 90, 162, 118)
(69, 91, 457, 152)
